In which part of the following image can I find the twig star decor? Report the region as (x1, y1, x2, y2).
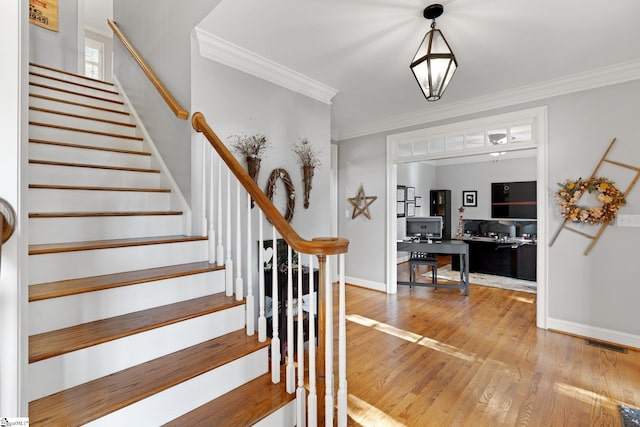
(348, 184, 378, 219)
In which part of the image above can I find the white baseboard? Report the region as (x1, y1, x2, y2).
(547, 317, 640, 350)
(397, 254, 409, 263)
(345, 276, 386, 293)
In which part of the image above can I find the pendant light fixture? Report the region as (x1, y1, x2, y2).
(410, 3, 457, 101)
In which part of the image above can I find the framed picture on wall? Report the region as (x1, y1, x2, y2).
(407, 202, 415, 217)
(414, 196, 422, 207)
(463, 190, 477, 207)
(406, 187, 415, 201)
(397, 185, 406, 202)
(397, 201, 406, 217)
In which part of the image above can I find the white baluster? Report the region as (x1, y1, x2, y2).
(216, 158, 224, 266)
(208, 152, 215, 263)
(271, 227, 281, 383)
(235, 180, 243, 301)
(201, 137, 208, 237)
(296, 260, 307, 427)
(324, 259, 334, 427)
(258, 211, 266, 342)
(307, 254, 317, 427)
(286, 245, 295, 393)
(246, 193, 254, 335)
(225, 169, 233, 297)
(337, 253, 347, 427)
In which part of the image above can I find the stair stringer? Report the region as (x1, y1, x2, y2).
(112, 75, 192, 235)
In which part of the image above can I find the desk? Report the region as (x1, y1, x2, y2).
(397, 240, 469, 296)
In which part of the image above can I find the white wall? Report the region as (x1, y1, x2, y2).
(1, 0, 27, 416)
(191, 39, 332, 321)
(338, 79, 640, 346)
(29, 0, 79, 72)
(397, 162, 435, 239)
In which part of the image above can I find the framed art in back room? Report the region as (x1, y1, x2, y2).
(463, 190, 477, 207)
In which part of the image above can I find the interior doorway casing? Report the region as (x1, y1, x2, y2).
(386, 106, 548, 329)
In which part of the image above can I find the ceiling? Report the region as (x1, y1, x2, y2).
(197, 0, 640, 140)
(84, 0, 113, 37)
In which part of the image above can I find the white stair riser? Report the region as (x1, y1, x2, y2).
(29, 142, 151, 170)
(29, 269, 225, 334)
(29, 214, 182, 245)
(28, 305, 247, 401)
(28, 188, 170, 213)
(29, 240, 208, 283)
(29, 65, 115, 91)
(29, 124, 144, 152)
(29, 84, 127, 112)
(29, 109, 139, 137)
(29, 95, 134, 124)
(254, 401, 297, 427)
(84, 348, 268, 427)
(30, 74, 122, 102)
(29, 163, 160, 189)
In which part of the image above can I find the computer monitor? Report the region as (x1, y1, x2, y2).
(406, 216, 443, 240)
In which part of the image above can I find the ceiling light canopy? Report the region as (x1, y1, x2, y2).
(410, 4, 457, 101)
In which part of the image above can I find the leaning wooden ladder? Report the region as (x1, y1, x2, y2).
(549, 137, 640, 255)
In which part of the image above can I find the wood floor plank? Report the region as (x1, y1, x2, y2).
(28, 184, 170, 192)
(29, 210, 181, 218)
(29, 261, 222, 301)
(163, 372, 294, 426)
(29, 293, 243, 363)
(29, 235, 206, 255)
(342, 262, 640, 426)
(28, 329, 268, 427)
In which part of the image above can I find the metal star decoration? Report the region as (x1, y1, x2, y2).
(348, 184, 377, 219)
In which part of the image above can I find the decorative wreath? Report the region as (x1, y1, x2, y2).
(556, 176, 626, 225)
(265, 168, 296, 222)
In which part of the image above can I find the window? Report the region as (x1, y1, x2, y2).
(84, 38, 104, 80)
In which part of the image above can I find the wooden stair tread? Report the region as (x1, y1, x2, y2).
(28, 184, 170, 192)
(29, 106, 136, 128)
(29, 138, 150, 156)
(28, 329, 268, 426)
(29, 93, 130, 116)
(29, 235, 206, 255)
(29, 210, 180, 219)
(29, 261, 222, 301)
(163, 372, 294, 427)
(30, 62, 115, 86)
(30, 71, 120, 95)
(29, 159, 159, 173)
(29, 81, 124, 105)
(29, 121, 143, 141)
(29, 293, 244, 363)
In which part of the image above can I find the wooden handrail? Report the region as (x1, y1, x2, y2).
(108, 19, 189, 120)
(192, 112, 349, 257)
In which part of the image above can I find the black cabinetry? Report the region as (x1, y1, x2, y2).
(430, 190, 451, 240)
(452, 240, 536, 281)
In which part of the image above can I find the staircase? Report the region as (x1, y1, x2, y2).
(27, 63, 294, 426)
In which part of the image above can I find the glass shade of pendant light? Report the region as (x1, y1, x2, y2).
(410, 4, 457, 101)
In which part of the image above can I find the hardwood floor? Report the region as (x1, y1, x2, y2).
(342, 262, 640, 426)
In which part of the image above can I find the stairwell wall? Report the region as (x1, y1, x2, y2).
(190, 38, 332, 320)
(29, 0, 79, 72)
(112, 0, 222, 210)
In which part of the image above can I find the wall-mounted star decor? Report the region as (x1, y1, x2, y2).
(348, 184, 378, 219)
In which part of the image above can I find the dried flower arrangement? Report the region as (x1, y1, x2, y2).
(292, 138, 322, 209)
(556, 176, 626, 224)
(292, 138, 322, 169)
(229, 133, 270, 158)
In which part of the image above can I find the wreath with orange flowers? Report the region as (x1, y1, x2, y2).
(556, 177, 626, 225)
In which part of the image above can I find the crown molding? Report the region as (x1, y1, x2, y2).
(195, 27, 338, 105)
(336, 58, 640, 141)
